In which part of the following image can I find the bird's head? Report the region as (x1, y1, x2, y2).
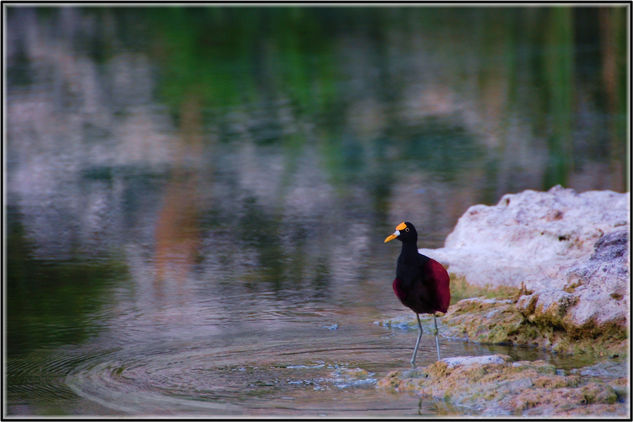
(384, 221, 418, 243)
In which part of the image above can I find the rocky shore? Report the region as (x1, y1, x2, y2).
(377, 186, 630, 416)
(421, 185, 629, 340)
(378, 354, 628, 416)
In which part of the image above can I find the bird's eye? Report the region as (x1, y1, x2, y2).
(405, 228, 409, 232)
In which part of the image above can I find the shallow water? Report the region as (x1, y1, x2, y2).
(7, 270, 587, 417)
(5, 6, 627, 417)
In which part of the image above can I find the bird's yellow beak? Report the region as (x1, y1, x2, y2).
(384, 222, 407, 243)
(384, 232, 398, 243)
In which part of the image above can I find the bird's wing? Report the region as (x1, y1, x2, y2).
(424, 257, 451, 313)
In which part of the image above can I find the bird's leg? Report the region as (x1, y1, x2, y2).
(411, 313, 423, 367)
(434, 314, 441, 361)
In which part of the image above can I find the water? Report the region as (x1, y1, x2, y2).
(5, 6, 628, 417)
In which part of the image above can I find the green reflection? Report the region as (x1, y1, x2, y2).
(130, 6, 626, 191)
(391, 116, 482, 182)
(542, 7, 574, 188)
(238, 196, 286, 287)
(11, 5, 621, 192)
(6, 209, 129, 356)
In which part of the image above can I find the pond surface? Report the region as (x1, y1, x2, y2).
(5, 6, 628, 417)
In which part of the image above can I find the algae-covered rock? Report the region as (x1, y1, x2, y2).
(440, 297, 524, 344)
(378, 293, 627, 358)
(440, 295, 627, 357)
(507, 382, 620, 415)
(377, 355, 629, 416)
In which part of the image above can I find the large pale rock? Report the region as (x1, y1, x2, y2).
(563, 229, 629, 330)
(421, 186, 630, 332)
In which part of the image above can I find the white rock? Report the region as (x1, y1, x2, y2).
(442, 354, 510, 369)
(563, 229, 629, 329)
(421, 186, 630, 331)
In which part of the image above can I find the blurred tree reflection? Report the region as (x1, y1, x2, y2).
(133, 6, 627, 193)
(6, 209, 127, 356)
(543, 7, 574, 188)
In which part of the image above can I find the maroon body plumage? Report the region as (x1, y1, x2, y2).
(392, 257, 450, 314)
(384, 221, 451, 365)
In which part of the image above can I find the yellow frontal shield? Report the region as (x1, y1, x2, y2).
(384, 222, 407, 243)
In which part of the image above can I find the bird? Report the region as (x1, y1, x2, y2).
(384, 221, 450, 367)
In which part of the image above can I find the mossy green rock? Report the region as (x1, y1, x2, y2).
(441, 298, 523, 344)
(439, 296, 627, 359)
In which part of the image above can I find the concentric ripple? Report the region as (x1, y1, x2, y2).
(64, 337, 401, 416)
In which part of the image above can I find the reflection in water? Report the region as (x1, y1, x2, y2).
(542, 7, 574, 188)
(5, 6, 629, 416)
(598, 8, 628, 191)
(154, 96, 204, 295)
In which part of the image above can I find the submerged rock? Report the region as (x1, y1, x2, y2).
(377, 355, 628, 416)
(420, 186, 630, 345)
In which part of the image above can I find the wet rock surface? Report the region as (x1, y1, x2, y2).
(377, 354, 629, 416)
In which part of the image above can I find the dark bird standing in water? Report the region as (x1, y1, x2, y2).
(384, 221, 451, 367)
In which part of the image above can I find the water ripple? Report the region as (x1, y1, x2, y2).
(64, 338, 387, 416)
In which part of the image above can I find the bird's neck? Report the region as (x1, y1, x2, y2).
(400, 240, 419, 262)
